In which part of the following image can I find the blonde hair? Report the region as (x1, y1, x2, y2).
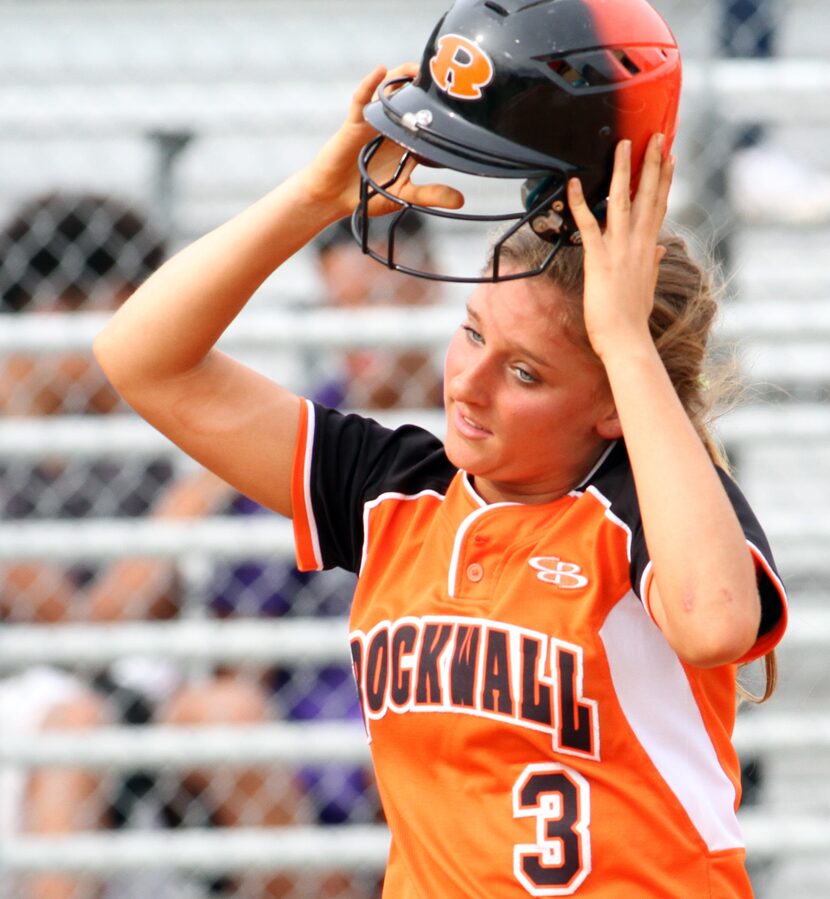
(496, 228, 776, 702)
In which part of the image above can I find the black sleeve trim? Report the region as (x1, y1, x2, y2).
(587, 442, 786, 641)
(308, 403, 456, 573)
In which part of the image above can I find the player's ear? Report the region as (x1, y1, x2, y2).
(595, 405, 622, 440)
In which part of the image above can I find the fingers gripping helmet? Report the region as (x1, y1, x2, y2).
(355, 0, 681, 282)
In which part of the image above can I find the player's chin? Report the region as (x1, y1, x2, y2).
(444, 433, 496, 476)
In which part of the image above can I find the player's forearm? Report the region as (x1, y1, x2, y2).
(94, 170, 344, 390)
(603, 342, 760, 666)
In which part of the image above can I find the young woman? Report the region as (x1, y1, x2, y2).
(94, 32, 787, 899)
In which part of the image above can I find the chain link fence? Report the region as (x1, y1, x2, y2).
(1, 1, 829, 897)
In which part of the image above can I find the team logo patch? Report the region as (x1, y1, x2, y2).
(529, 557, 589, 590)
(429, 33, 495, 100)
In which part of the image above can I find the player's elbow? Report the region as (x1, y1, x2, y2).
(671, 592, 761, 669)
(93, 319, 162, 403)
(676, 634, 755, 669)
(93, 324, 129, 391)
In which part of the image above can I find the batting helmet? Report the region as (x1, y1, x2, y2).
(354, 0, 681, 281)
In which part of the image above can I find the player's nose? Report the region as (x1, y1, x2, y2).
(448, 349, 493, 407)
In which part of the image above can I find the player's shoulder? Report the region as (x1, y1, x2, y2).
(310, 401, 456, 501)
(577, 440, 639, 526)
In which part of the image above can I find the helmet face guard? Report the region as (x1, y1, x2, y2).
(354, 0, 681, 283)
(354, 129, 568, 285)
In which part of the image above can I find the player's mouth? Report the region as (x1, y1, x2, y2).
(451, 404, 492, 439)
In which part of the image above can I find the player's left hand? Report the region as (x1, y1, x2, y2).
(566, 134, 675, 363)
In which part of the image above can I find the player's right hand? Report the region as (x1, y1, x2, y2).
(567, 133, 674, 365)
(300, 64, 465, 220)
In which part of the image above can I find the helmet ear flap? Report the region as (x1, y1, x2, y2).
(521, 176, 569, 243)
(521, 176, 557, 212)
(521, 177, 611, 245)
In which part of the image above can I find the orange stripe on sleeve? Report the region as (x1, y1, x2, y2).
(290, 397, 323, 571)
(640, 561, 657, 621)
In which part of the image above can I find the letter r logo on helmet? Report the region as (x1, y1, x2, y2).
(429, 33, 495, 100)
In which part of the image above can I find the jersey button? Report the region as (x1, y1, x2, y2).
(466, 563, 484, 583)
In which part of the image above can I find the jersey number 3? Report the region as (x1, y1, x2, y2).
(513, 763, 591, 896)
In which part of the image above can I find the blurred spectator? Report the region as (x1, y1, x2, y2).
(721, 0, 830, 224)
(313, 213, 443, 410)
(0, 192, 172, 899)
(0, 193, 311, 899)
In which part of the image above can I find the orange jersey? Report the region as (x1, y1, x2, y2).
(292, 400, 787, 898)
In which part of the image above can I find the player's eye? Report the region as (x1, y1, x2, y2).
(512, 365, 538, 385)
(462, 324, 484, 344)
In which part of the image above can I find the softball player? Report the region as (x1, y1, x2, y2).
(95, 1, 787, 894)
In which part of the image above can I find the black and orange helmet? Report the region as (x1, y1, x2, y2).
(355, 0, 682, 282)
